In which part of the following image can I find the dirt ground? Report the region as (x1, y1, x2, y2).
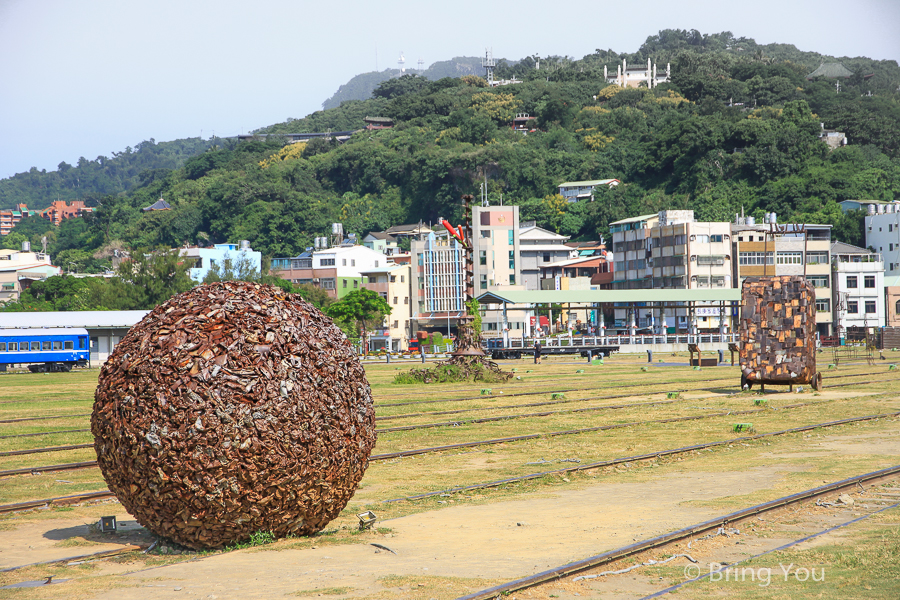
(3, 448, 885, 600)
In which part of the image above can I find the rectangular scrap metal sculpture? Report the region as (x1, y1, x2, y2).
(739, 276, 822, 391)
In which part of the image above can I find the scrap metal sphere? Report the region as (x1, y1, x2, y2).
(91, 282, 376, 550)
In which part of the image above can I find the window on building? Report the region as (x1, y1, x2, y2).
(846, 276, 858, 289)
(480, 230, 491, 238)
(542, 253, 550, 263)
(739, 252, 774, 265)
(321, 279, 335, 289)
(379, 292, 387, 300)
(807, 275, 829, 288)
(480, 274, 488, 290)
(342, 258, 347, 266)
(865, 300, 877, 314)
(806, 251, 829, 264)
(400, 275, 405, 283)
(696, 255, 725, 266)
(896, 299, 900, 314)
(393, 296, 398, 305)
(847, 301, 858, 314)
(509, 250, 515, 269)
(404, 297, 408, 304)
(776, 251, 803, 265)
(508, 230, 514, 245)
(342, 280, 347, 288)
(815, 299, 830, 312)
(480, 250, 487, 266)
(393, 320, 399, 328)
(375, 260, 379, 267)
(712, 275, 726, 287)
(509, 274, 516, 285)
(353, 280, 358, 288)
(865, 275, 876, 288)
(351, 259, 356, 267)
(320, 258, 335, 266)
(710, 234, 724, 243)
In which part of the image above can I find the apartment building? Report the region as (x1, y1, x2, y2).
(471, 205, 527, 337)
(0, 204, 40, 236)
(271, 244, 388, 299)
(610, 213, 658, 290)
(410, 230, 466, 337)
(831, 242, 885, 333)
(359, 263, 412, 352)
(611, 211, 730, 332)
(180, 241, 262, 283)
(0, 243, 60, 303)
(518, 222, 572, 290)
(732, 217, 834, 336)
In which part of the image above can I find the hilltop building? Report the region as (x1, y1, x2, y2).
(1, 201, 94, 236)
(557, 179, 620, 203)
(605, 58, 670, 88)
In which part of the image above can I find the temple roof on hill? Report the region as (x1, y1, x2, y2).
(807, 63, 853, 79)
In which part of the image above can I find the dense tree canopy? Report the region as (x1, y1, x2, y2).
(3, 29, 899, 277)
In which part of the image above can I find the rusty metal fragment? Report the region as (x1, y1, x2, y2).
(92, 281, 376, 549)
(739, 276, 821, 390)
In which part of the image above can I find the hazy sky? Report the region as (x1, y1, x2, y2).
(1, 0, 898, 179)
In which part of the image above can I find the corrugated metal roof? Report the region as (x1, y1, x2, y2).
(0, 310, 150, 329)
(558, 179, 619, 187)
(609, 213, 658, 226)
(0, 328, 89, 336)
(476, 289, 740, 305)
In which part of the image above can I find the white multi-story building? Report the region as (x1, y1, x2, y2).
(831, 242, 885, 333)
(271, 244, 388, 298)
(604, 58, 671, 88)
(611, 211, 731, 332)
(0, 243, 60, 303)
(517, 222, 573, 290)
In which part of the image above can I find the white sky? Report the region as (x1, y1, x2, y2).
(1, 0, 898, 179)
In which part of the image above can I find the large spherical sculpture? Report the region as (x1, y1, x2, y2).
(92, 281, 376, 549)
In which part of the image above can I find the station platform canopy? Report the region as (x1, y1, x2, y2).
(476, 289, 740, 306)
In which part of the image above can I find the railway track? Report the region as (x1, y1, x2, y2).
(4, 370, 895, 473)
(455, 464, 900, 600)
(2, 396, 835, 464)
(383, 410, 900, 502)
(4, 412, 900, 519)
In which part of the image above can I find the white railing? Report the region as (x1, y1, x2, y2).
(495, 333, 739, 348)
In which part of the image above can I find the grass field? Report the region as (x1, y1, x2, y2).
(1, 352, 899, 599)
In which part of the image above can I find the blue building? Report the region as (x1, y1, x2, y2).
(180, 241, 262, 283)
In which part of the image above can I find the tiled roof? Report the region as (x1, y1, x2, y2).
(807, 63, 853, 79)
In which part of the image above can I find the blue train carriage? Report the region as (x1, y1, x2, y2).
(0, 328, 90, 373)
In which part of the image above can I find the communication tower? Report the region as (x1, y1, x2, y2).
(398, 52, 406, 73)
(483, 48, 496, 86)
(418, 57, 424, 72)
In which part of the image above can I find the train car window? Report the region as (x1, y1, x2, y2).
(8, 342, 17, 351)
(31, 341, 40, 351)
(42, 341, 52, 350)
(79, 338, 86, 349)
(64, 341, 74, 350)
(0, 343, 5, 351)
(53, 341, 63, 350)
